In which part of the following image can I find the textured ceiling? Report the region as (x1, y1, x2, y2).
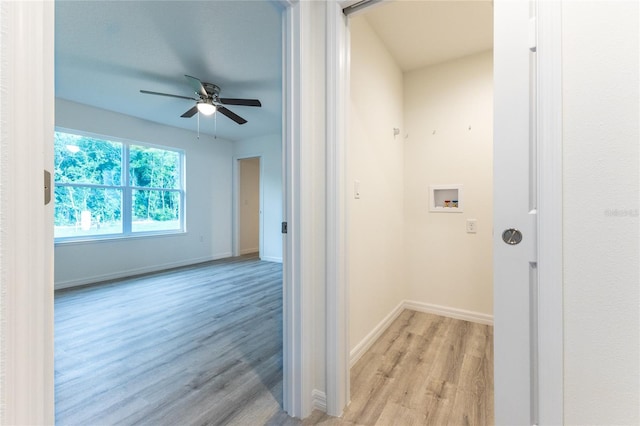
(55, 1, 282, 141)
(361, 0, 494, 72)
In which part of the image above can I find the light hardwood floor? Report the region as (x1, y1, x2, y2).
(55, 256, 493, 425)
(305, 310, 494, 425)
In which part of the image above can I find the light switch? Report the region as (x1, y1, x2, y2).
(354, 180, 361, 199)
(466, 219, 477, 233)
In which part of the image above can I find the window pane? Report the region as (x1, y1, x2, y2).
(129, 145, 180, 189)
(54, 132, 122, 185)
(132, 190, 181, 232)
(54, 186, 123, 238)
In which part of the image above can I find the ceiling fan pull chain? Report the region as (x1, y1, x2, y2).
(197, 111, 200, 139)
(214, 112, 217, 139)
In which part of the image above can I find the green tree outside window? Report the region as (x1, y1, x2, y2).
(54, 131, 184, 240)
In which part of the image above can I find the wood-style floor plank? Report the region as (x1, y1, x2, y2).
(55, 255, 285, 426)
(56, 258, 493, 426)
(307, 310, 494, 426)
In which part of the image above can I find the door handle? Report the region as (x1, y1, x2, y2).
(502, 228, 523, 245)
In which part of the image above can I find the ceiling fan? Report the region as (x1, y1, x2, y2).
(140, 75, 261, 125)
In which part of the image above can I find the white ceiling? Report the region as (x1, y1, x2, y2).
(55, 1, 492, 141)
(55, 1, 282, 141)
(359, 0, 494, 72)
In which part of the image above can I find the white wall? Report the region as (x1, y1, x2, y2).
(349, 17, 493, 355)
(403, 51, 493, 317)
(54, 99, 234, 288)
(238, 157, 260, 255)
(562, 0, 640, 423)
(233, 133, 282, 262)
(349, 16, 406, 351)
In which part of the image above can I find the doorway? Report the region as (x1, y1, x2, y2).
(345, 0, 494, 420)
(52, 0, 285, 423)
(325, 0, 562, 423)
(236, 157, 262, 257)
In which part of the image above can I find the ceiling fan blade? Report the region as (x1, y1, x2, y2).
(140, 90, 197, 101)
(217, 106, 247, 125)
(219, 98, 262, 107)
(184, 75, 208, 98)
(180, 106, 199, 118)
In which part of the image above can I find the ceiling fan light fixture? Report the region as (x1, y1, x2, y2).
(197, 101, 216, 116)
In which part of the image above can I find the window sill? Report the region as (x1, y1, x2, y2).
(54, 230, 188, 247)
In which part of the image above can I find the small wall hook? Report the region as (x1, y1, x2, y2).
(393, 128, 400, 138)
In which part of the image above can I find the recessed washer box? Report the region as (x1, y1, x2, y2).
(429, 185, 463, 213)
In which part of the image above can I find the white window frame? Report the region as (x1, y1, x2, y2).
(54, 128, 186, 243)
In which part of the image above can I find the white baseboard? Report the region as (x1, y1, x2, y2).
(403, 300, 494, 326)
(349, 300, 493, 367)
(54, 252, 233, 290)
(312, 389, 327, 412)
(349, 301, 405, 367)
(260, 256, 283, 263)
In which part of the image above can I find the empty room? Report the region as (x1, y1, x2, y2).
(53, 1, 285, 424)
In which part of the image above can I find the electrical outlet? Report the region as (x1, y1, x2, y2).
(466, 219, 477, 233)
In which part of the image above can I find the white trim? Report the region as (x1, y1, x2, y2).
(535, 0, 563, 423)
(349, 301, 405, 367)
(403, 300, 494, 326)
(239, 248, 259, 255)
(260, 256, 283, 263)
(312, 389, 327, 412)
(53, 253, 232, 290)
(0, 1, 55, 423)
(280, 0, 315, 418)
(325, 0, 350, 418)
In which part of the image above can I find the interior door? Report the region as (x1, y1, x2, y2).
(493, 0, 538, 424)
(238, 157, 261, 257)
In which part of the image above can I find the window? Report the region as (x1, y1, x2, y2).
(54, 130, 184, 241)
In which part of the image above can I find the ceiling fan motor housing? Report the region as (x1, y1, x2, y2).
(201, 83, 221, 100)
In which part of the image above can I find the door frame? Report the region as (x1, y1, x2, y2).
(0, 1, 55, 423)
(323, 0, 563, 422)
(0, 0, 312, 422)
(233, 155, 264, 258)
(0, 0, 562, 423)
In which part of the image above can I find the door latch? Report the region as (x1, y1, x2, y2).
(44, 170, 51, 205)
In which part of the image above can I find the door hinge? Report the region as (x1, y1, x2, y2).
(529, 16, 537, 52)
(44, 170, 51, 205)
(281, 221, 288, 234)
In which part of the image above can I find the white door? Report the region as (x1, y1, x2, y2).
(493, 0, 538, 424)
